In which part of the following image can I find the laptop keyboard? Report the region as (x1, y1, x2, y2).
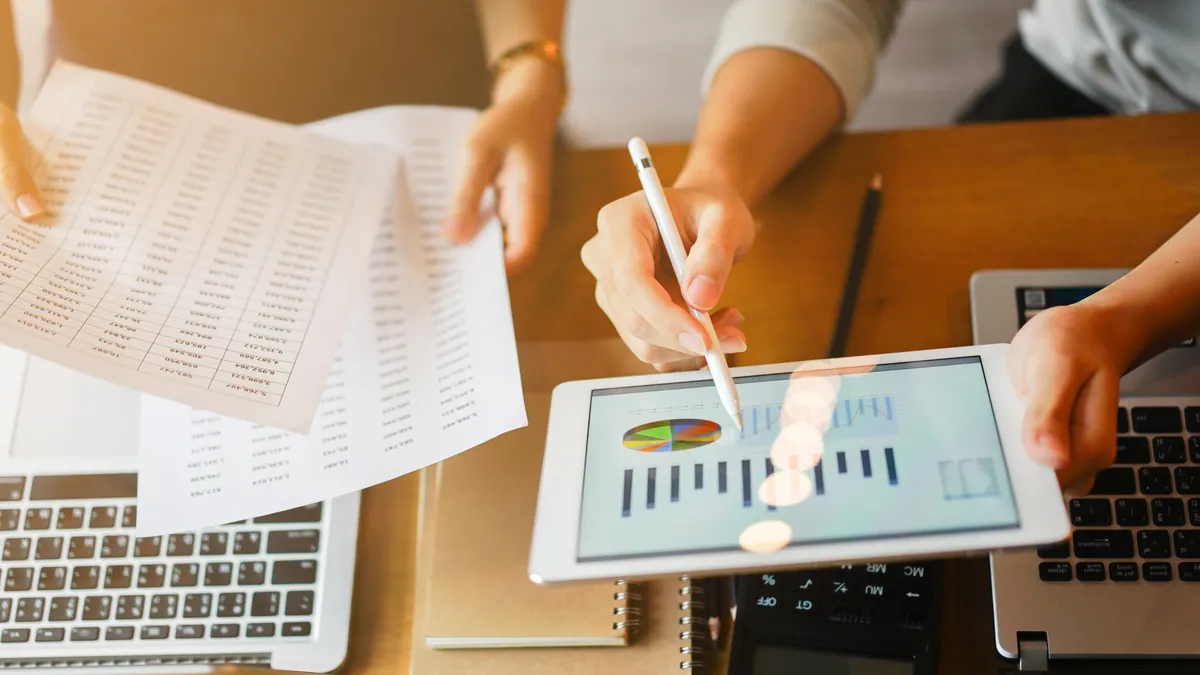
(0, 472, 321, 645)
(1038, 403, 1200, 583)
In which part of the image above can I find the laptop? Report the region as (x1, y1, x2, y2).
(970, 269, 1200, 668)
(0, 345, 358, 672)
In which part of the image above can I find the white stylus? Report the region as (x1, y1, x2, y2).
(627, 137, 743, 431)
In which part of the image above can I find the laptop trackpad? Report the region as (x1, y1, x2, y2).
(12, 358, 139, 459)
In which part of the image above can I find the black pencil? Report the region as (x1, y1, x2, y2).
(702, 577, 722, 642)
(827, 173, 883, 360)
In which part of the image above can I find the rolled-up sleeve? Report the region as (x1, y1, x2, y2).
(704, 0, 905, 121)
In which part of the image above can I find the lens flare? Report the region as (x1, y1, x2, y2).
(738, 520, 793, 554)
(758, 469, 814, 507)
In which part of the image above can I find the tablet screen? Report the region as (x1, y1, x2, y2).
(577, 356, 1019, 562)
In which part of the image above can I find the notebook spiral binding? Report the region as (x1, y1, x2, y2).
(612, 579, 643, 637)
(677, 575, 709, 671)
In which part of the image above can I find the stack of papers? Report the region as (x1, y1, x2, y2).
(0, 62, 527, 535)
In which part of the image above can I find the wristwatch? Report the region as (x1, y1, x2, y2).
(489, 39, 567, 102)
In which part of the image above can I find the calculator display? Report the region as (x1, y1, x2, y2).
(577, 356, 1019, 561)
(752, 645, 914, 675)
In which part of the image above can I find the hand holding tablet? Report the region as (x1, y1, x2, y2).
(529, 344, 1069, 583)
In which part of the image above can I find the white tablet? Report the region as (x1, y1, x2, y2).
(528, 344, 1069, 584)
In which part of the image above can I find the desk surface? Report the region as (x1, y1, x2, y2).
(343, 111, 1200, 675)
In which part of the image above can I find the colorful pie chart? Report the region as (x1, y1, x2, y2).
(622, 419, 722, 452)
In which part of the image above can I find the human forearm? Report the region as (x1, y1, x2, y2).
(0, 1, 19, 109)
(474, 0, 565, 108)
(675, 48, 842, 206)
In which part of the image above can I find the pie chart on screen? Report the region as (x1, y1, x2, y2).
(622, 419, 722, 452)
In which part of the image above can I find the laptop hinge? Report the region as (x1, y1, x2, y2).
(1017, 633, 1049, 672)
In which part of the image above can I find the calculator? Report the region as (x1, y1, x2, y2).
(728, 561, 940, 675)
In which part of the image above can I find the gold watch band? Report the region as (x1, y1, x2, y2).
(490, 40, 568, 101)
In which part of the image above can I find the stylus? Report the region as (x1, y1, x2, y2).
(627, 137, 743, 431)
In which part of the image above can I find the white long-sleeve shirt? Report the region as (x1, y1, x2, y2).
(706, 0, 1200, 120)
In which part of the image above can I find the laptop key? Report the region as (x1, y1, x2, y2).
(172, 563, 199, 587)
(81, 596, 111, 620)
(217, 592, 246, 618)
(140, 625, 169, 640)
(88, 506, 117, 529)
(1190, 499, 1200, 526)
(252, 591, 280, 617)
(283, 622, 312, 637)
(1153, 437, 1187, 464)
(1090, 467, 1136, 495)
(0, 598, 10, 621)
(268, 530, 320, 554)
(35, 627, 64, 642)
(70, 626, 100, 641)
(167, 534, 195, 556)
(101, 535, 128, 558)
(15, 597, 44, 622)
(1074, 562, 1104, 581)
(104, 565, 133, 589)
(1036, 541, 1070, 558)
(138, 564, 166, 588)
(134, 536, 161, 557)
(1177, 468, 1200, 495)
(1191, 438, 1200, 464)
(121, 506, 136, 528)
(1184, 407, 1200, 433)
(239, 561, 266, 585)
(55, 507, 85, 530)
(38, 566, 66, 591)
(1174, 530, 1200, 558)
(69, 535, 96, 559)
(1038, 562, 1071, 582)
(35, 536, 63, 560)
(71, 566, 100, 590)
(149, 594, 177, 619)
(182, 593, 212, 618)
(205, 562, 233, 586)
(1116, 498, 1150, 526)
(1, 628, 29, 643)
(286, 590, 314, 616)
(104, 626, 134, 641)
(1073, 530, 1134, 558)
(247, 622, 276, 638)
(1110, 563, 1138, 582)
(273, 560, 317, 584)
(254, 503, 322, 524)
(201, 533, 228, 555)
(1179, 563, 1200, 582)
(1143, 562, 1173, 582)
(0, 509, 18, 530)
(212, 623, 240, 638)
(1115, 437, 1150, 464)
(233, 532, 261, 554)
(1138, 530, 1172, 558)
(1138, 467, 1173, 495)
(176, 624, 205, 639)
(1132, 407, 1183, 434)
(1118, 407, 1129, 434)
(5, 567, 32, 591)
(1069, 499, 1112, 527)
(1152, 498, 1186, 527)
(24, 508, 51, 530)
(115, 595, 144, 620)
(48, 596, 77, 621)
(2, 537, 29, 561)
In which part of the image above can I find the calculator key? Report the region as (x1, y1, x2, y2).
(268, 530, 320, 554)
(2, 537, 29, 561)
(121, 506, 137, 528)
(1174, 530, 1200, 558)
(233, 532, 261, 554)
(205, 562, 232, 586)
(1069, 499, 1112, 527)
(1186, 407, 1200, 433)
(1115, 437, 1150, 464)
(101, 535, 128, 558)
(172, 563, 199, 587)
(1176, 468, 1200, 495)
(38, 566, 67, 591)
(167, 534, 195, 556)
(1116, 499, 1150, 527)
(251, 591, 280, 617)
(283, 622, 312, 637)
(55, 507, 85, 530)
(89, 506, 117, 529)
(138, 564, 166, 588)
(15, 597, 44, 622)
(1, 628, 29, 643)
(285, 590, 314, 616)
(1090, 468, 1137, 495)
(48, 596, 77, 621)
(1118, 407, 1129, 434)
(1143, 562, 1173, 582)
(115, 595, 144, 620)
(176, 624, 205, 639)
(134, 536, 161, 557)
(71, 566, 100, 590)
(5, 567, 32, 591)
(82, 596, 111, 620)
(247, 622, 276, 638)
(200, 532, 228, 555)
(104, 565, 133, 589)
(69, 535, 97, 559)
(105, 626, 134, 641)
(140, 625, 169, 640)
(1152, 498, 1187, 527)
(1191, 438, 1200, 464)
(212, 623, 240, 638)
(0, 598, 10, 621)
(1138, 467, 1173, 495)
(1154, 437, 1187, 464)
(1138, 530, 1172, 558)
(254, 503, 322, 523)
(273, 560, 317, 584)
(1039, 562, 1072, 582)
(182, 593, 212, 618)
(35, 536, 63, 560)
(24, 508, 51, 530)
(829, 606, 872, 626)
(1073, 530, 1134, 558)
(70, 626, 100, 641)
(149, 594, 177, 619)
(35, 627, 64, 642)
(1132, 407, 1183, 434)
(239, 561, 267, 585)
(0, 509, 18, 531)
(217, 592, 246, 618)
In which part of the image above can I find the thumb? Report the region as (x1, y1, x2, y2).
(1021, 347, 1087, 471)
(443, 133, 501, 244)
(681, 201, 740, 312)
(0, 106, 43, 220)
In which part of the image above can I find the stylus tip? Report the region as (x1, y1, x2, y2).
(732, 411, 743, 432)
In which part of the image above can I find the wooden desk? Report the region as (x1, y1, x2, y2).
(342, 111, 1200, 675)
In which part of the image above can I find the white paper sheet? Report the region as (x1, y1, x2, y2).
(0, 62, 397, 433)
(136, 107, 527, 535)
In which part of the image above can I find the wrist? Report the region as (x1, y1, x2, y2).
(1076, 294, 1154, 372)
(674, 154, 748, 202)
(491, 46, 566, 111)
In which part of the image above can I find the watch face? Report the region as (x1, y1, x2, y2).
(752, 645, 914, 675)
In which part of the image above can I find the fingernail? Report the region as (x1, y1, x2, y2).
(678, 332, 706, 355)
(719, 336, 747, 353)
(686, 275, 720, 310)
(16, 194, 42, 219)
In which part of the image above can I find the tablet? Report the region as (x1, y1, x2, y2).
(528, 344, 1069, 583)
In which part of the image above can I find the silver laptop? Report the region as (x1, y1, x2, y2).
(0, 346, 358, 673)
(970, 269, 1200, 668)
